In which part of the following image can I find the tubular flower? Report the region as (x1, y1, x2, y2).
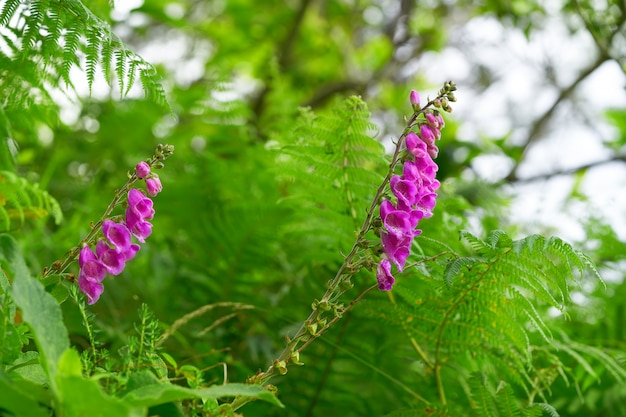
(77, 162, 164, 304)
(375, 90, 446, 290)
(78, 246, 106, 304)
(146, 176, 162, 197)
(376, 259, 395, 291)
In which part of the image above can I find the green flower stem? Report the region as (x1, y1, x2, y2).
(232, 86, 455, 412)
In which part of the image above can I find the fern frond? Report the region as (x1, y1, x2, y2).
(61, 23, 82, 86)
(363, 230, 603, 402)
(1, 0, 169, 107)
(21, 0, 47, 53)
(114, 47, 127, 93)
(486, 229, 513, 249)
(494, 381, 523, 417)
(0, 170, 62, 231)
(100, 37, 113, 83)
(85, 25, 100, 93)
(443, 256, 474, 286)
(468, 373, 497, 417)
(276, 96, 386, 251)
(0, 0, 21, 27)
(528, 403, 560, 417)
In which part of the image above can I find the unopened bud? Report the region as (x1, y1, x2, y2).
(291, 351, 304, 366)
(275, 360, 288, 375)
(409, 90, 420, 110)
(318, 299, 331, 311)
(135, 161, 150, 179)
(339, 279, 354, 291)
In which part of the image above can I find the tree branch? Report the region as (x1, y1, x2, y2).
(505, 53, 610, 182)
(508, 155, 626, 184)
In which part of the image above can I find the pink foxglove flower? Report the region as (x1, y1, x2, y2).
(146, 176, 162, 197)
(375, 90, 448, 290)
(77, 157, 168, 304)
(135, 161, 151, 179)
(376, 259, 395, 291)
(78, 246, 106, 304)
(410, 90, 420, 109)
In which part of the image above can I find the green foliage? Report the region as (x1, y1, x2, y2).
(361, 228, 616, 414)
(1, 235, 283, 415)
(1, 0, 625, 416)
(0, 170, 62, 232)
(276, 97, 386, 258)
(0, 0, 167, 109)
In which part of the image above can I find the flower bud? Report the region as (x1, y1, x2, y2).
(410, 90, 420, 110)
(291, 351, 304, 366)
(146, 177, 163, 197)
(135, 161, 150, 179)
(275, 360, 288, 375)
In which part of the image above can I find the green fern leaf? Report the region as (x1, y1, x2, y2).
(85, 25, 100, 93)
(527, 403, 560, 417)
(486, 229, 513, 249)
(0, 170, 62, 231)
(276, 96, 385, 252)
(125, 57, 139, 96)
(115, 48, 127, 94)
(468, 373, 497, 417)
(494, 382, 523, 417)
(21, 0, 47, 53)
(443, 256, 474, 286)
(61, 22, 82, 85)
(100, 37, 114, 83)
(0, 0, 21, 27)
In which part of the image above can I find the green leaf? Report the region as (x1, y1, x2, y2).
(9, 234, 69, 391)
(6, 351, 48, 386)
(0, 307, 22, 365)
(56, 349, 143, 417)
(123, 377, 284, 408)
(0, 368, 51, 417)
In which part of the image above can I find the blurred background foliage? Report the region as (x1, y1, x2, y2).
(2, 0, 626, 415)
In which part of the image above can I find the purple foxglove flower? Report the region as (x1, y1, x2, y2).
(124, 243, 140, 261)
(78, 246, 106, 281)
(410, 90, 420, 109)
(427, 144, 439, 159)
(146, 177, 162, 197)
(78, 271, 104, 305)
(96, 240, 126, 275)
(128, 189, 155, 220)
(380, 200, 414, 238)
(420, 125, 437, 146)
(415, 192, 438, 217)
(102, 220, 132, 251)
(425, 112, 445, 130)
(405, 132, 428, 156)
(125, 207, 153, 243)
(381, 230, 414, 271)
(135, 161, 151, 179)
(390, 175, 418, 207)
(396, 200, 425, 229)
(376, 259, 395, 291)
(78, 246, 107, 304)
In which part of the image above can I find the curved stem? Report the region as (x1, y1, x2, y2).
(42, 144, 174, 278)
(231, 87, 455, 411)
